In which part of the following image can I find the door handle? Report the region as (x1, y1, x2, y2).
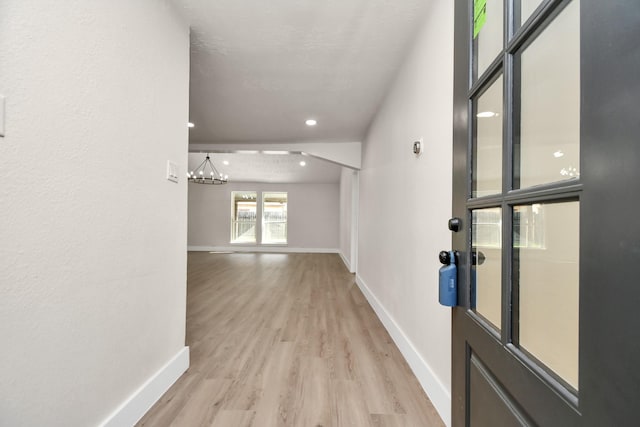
(472, 250, 485, 266)
(439, 250, 450, 265)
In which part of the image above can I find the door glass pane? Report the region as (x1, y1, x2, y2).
(474, 0, 504, 80)
(520, 0, 544, 25)
(473, 76, 503, 198)
(472, 208, 502, 330)
(516, 0, 580, 189)
(262, 192, 287, 244)
(515, 201, 579, 390)
(231, 191, 257, 243)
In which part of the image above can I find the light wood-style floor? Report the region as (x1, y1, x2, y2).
(137, 252, 444, 427)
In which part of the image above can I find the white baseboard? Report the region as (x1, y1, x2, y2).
(99, 346, 190, 427)
(338, 251, 354, 273)
(188, 246, 339, 254)
(355, 275, 451, 427)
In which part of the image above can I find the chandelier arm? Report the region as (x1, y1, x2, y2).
(209, 161, 222, 179)
(205, 158, 216, 178)
(193, 158, 208, 177)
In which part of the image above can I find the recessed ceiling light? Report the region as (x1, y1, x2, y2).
(476, 111, 498, 118)
(223, 160, 229, 165)
(305, 119, 317, 126)
(188, 122, 195, 128)
(300, 161, 307, 167)
(553, 150, 565, 158)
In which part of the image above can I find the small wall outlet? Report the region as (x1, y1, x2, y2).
(0, 95, 6, 137)
(166, 161, 179, 183)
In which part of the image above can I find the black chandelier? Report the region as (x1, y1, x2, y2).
(188, 153, 228, 185)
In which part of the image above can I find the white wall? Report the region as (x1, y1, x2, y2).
(356, 1, 454, 424)
(0, 1, 190, 426)
(339, 168, 358, 272)
(188, 182, 340, 251)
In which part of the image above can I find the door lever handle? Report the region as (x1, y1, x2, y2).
(472, 250, 486, 266)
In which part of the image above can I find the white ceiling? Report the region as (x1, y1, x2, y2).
(188, 152, 342, 183)
(173, 0, 432, 144)
(176, 0, 432, 183)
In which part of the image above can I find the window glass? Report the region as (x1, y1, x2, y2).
(231, 191, 257, 243)
(471, 207, 502, 330)
(520, 0, 545, 26)
(473, 76, 503, 197)
(474, 0, 504, 80)
(262, 192, 287, 244)
(516, 0, 580, 189)
(515, 201, 579, 390)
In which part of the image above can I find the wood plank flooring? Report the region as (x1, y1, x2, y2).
(137, 252, 444, 427)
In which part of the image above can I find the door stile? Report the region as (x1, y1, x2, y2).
(451, 0, 472, 424)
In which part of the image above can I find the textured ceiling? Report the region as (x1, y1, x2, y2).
(173, 0, 432, 144)
(188, 152, 343, 183)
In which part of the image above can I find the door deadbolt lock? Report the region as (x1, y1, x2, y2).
(448, 217, 462, 232)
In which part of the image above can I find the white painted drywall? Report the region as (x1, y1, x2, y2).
(356, 1, 454, 424)
(339, 168, 356, 271)
(0, 1, 190, 426)
(188, 182, 339, 251)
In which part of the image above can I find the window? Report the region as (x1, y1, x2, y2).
(513, 203, 546, 249)
(262, 192, 287, 244)
(472, 208, 502, 248)
(230, 191, 287, 245)
(231, 191, 257, 243)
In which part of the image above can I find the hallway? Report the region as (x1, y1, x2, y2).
(138, 252, 444, 426)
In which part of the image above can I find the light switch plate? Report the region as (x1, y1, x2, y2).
(166, 160, 178, 183)
(0, 95, 5, 137)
